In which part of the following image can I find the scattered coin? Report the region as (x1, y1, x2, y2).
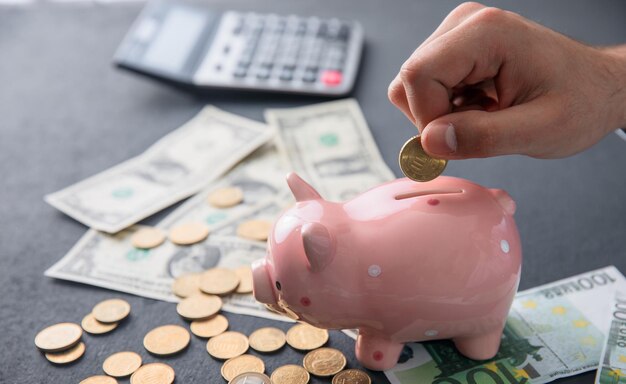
(200, 268, 240, 296)
(35, 322, 83, 352)
(303, 348, 347, 377)
(332, 369, 372, 384)
(81, 313, 118, 335)
(228, 372, 272, 384)
(171, 273, 203, 298)
(130, 362, 175, 384)
(92, 298, 131, 324)
(234, 266, 253, 294)
(143, 325, 190, 356)
(207, 187, 244, 208)
(270, 364, 311, 384)
(103, 351, 143, 378)
(236, 220, 272, 241)
(206, 331, 249, 360)
(169, 222, 210, 245)
(221, 354, 265, 381)
(131, 226, 165, 249)
(398, 135, 447, 182)
(176, 294, 223, 320)
(80, 376, 118, 384)
(44, 341, 85, 364)
(248, 327, 286, 353)
(286, 323, 329, 351)
(190, 314, 229, 338)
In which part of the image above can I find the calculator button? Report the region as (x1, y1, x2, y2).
(302, 70, 317, 83)
(321, 70, 342, 86)
(279, 71, 293, 81)
(233, 67, 247, 78)
(256, 68, 271, 80)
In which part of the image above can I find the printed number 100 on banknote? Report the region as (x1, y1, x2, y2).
(384, 266, 626, 384)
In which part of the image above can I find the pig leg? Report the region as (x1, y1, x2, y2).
(453, 329, 503, 360)
(355, 333, 404, 371)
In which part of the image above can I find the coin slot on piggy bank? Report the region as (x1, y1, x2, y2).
(394, 189, 463, 200)
(253, 172, 522, 370)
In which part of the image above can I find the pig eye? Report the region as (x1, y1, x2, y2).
(275, 281, 282, 291)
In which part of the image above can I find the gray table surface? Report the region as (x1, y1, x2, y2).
(1, 1, 625, 383)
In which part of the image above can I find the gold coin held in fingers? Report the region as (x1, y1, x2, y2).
(176, 294, 222, 320)
(92, 298, 131, 323)
(131, 226, 165, 249)
(248, 327, 286, 353)
(303, 348, 347, 377)
(206, 331, 249, 360)
(171, 273, 203, 298)
(286, 323, 329, 351)
(332, 369, 372, 384)
(130, 362, 175, 384)
(190, 314, 229, 338)
(398, 135, 447, 182)
(200, 268, 240, 295)
(228, 372, 272, 384)
(81, 313, 118, 335)
(35, 322, 83, 352)
(236, 220, 272, 241)
(143, 325, 190, 356)
(103, 351, 143, 378)
(221, 354, 265, 381)
(207, 187, 244, 208)
(169, 222, 210, 245)
(80, 375, 118, 384)
(270, 364, 311, 384)
(234, 266, 253, 294)
(45, 342, 85, 364)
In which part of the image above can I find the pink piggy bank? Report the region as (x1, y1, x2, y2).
(252, 173, 521, 370)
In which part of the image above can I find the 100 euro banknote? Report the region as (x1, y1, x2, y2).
(596, 290, 626, 383)
(378, 266, 625, 384)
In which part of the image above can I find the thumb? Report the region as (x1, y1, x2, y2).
(421, 101, 557, 159)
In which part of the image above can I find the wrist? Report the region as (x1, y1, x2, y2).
(599, 46, 626, 129)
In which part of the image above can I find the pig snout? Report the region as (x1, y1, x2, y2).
(252, 259, 277, 305)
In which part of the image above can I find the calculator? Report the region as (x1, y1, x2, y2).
(113, 1, 364, 96)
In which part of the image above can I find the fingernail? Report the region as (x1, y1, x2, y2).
(424, 122, 457, 154)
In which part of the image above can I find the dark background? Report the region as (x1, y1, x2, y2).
(1, 0, 625, 383)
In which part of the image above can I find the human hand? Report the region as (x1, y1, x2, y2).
(388, 2, 626, 159)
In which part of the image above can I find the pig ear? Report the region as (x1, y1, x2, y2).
(287, 172, 322, 202)
(301, 222, 335, 272)
(490, 189, 516, 215)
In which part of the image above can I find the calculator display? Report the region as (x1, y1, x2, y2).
(142, 9, 207, 73)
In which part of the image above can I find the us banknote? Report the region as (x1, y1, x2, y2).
(265, 98, 395, 201)
(376, 266, 626, 384)
(596, 290, 626, 384)
(45, 106, 274, 233)
(157, 142, 290, 232)
(44, 229, 288, 322)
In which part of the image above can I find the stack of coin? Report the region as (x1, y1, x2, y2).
(35, 322, 85, 365)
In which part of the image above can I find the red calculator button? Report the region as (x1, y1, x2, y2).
(321, 70, 343, 86)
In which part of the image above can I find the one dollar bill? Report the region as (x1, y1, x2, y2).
(45, 106, 274, 233)
(377, 266, 625, 384)
(596, 290, 626, 383)
(265, 98, 395, 201)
